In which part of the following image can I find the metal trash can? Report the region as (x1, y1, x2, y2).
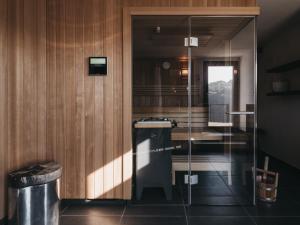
(8, 162, 62, 225)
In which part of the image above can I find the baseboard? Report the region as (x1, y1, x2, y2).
(61, 199, 127, 207)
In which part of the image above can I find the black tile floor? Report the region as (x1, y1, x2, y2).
(60, 154, 300, 225)
(60, 202, 300, 225)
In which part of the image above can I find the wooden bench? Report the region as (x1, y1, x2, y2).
(172, 155, 232, 185)
(171, 128, 224, 141)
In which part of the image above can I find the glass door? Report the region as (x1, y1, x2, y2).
(131, 15, 257, 207)
(188, 16, 257, 206)
(132, 16, 190, 205)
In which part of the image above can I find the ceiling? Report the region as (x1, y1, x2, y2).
(133, 16, 252, 58)
(257, 0, 300, 44)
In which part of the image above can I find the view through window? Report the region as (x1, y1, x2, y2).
(208, 66, 233, 126)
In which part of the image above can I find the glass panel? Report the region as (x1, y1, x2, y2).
(131, 16, 190, 205)
(188, 17, 256, 206)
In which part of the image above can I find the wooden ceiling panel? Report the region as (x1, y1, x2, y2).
(133, 16, 252, 57)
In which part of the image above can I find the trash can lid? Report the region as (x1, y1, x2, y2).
(8, 162, 62, 188)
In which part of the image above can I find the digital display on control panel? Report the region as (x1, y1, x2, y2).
(89, 57, 107, 75)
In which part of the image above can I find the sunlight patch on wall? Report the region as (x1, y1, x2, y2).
(87, 151, 133, 198)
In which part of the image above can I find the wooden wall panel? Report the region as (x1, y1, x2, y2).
(0, 0, 257, 220)
(65, 0, 77, 199)
(46, 0, 57, 161)
(148, 0, 172, 6)
(74, 0, 86, 200)
(94, 0, 105, 200)
(23, 0, 37, 165)
(192, 0, 208, 7)
(7, 0, 24, 173)
(207, 0, 219, 6)
(37, 0, 47, 161)
(0, 0, 8, 220)
(124, 0, 256, 7)
(112, 0, 124, 199)
(102, 0, 112, 199)
(55, 0, 67, 198)
(171, 0, 192, 7)
(0, 0, 47, 220)
(104, 0, 116, 199)
(84, 0, 96, 199)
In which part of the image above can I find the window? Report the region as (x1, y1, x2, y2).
(208, 66, 234, 127)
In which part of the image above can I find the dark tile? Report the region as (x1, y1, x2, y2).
(60, 216, 120, 225)
(245, 201, 300, 217)
(193, 175, 228, 188)
(233, 196, 254, 206)
(227, 187, 254, 205)
(121, 216, 186, 225)
(124, 205, 185, 217)
(0, 218, 7, 225)
(132, 187, 183, 204)
(188, 186, 254, 205)
(188, 196, 241, 205)
(62, 205, 124, 216)
(188, 216, 255, 225)
(218, 163, 248, 176)
(221, 175, 253, 188)
(190, 187, 232, 196)
(293, 192, 300, 204)
(269, 188, 300, 205)
(278, 173, 300, 188)
(254, 217, 300, 225)
(60, 202, 69, 213)
(229, 186, 253, 197)
(186, 205, 248, 217)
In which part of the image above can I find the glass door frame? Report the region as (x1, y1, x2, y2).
(123, 7, 260, 205)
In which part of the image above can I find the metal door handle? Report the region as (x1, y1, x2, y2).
(226, 111, 255, 115)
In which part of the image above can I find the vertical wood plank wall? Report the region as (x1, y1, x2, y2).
(0, 0, 8, 221)
(0, 0, 256, 220)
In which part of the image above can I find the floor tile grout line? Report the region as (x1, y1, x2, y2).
(180, 184, 189, 225)
(60, 214, 300, 218)
(252, 216, 300, 218)
(182, 215, 300, 218)
(241, 204, 258, 225)
(119, 205, 127, 225)
(60, 205, 70, 215)
(188, 215, 257, 218)
(127, 204, 183, 207)
(117, 215, 185, 218)
(60, 214, 122, 218)
(183, 204, 189, 225)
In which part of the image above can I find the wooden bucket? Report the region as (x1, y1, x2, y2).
(256, 157, 279, 203)
(258, 180, 278, 202)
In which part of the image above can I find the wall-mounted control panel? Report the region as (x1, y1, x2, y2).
(89, 57, 107, 75)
